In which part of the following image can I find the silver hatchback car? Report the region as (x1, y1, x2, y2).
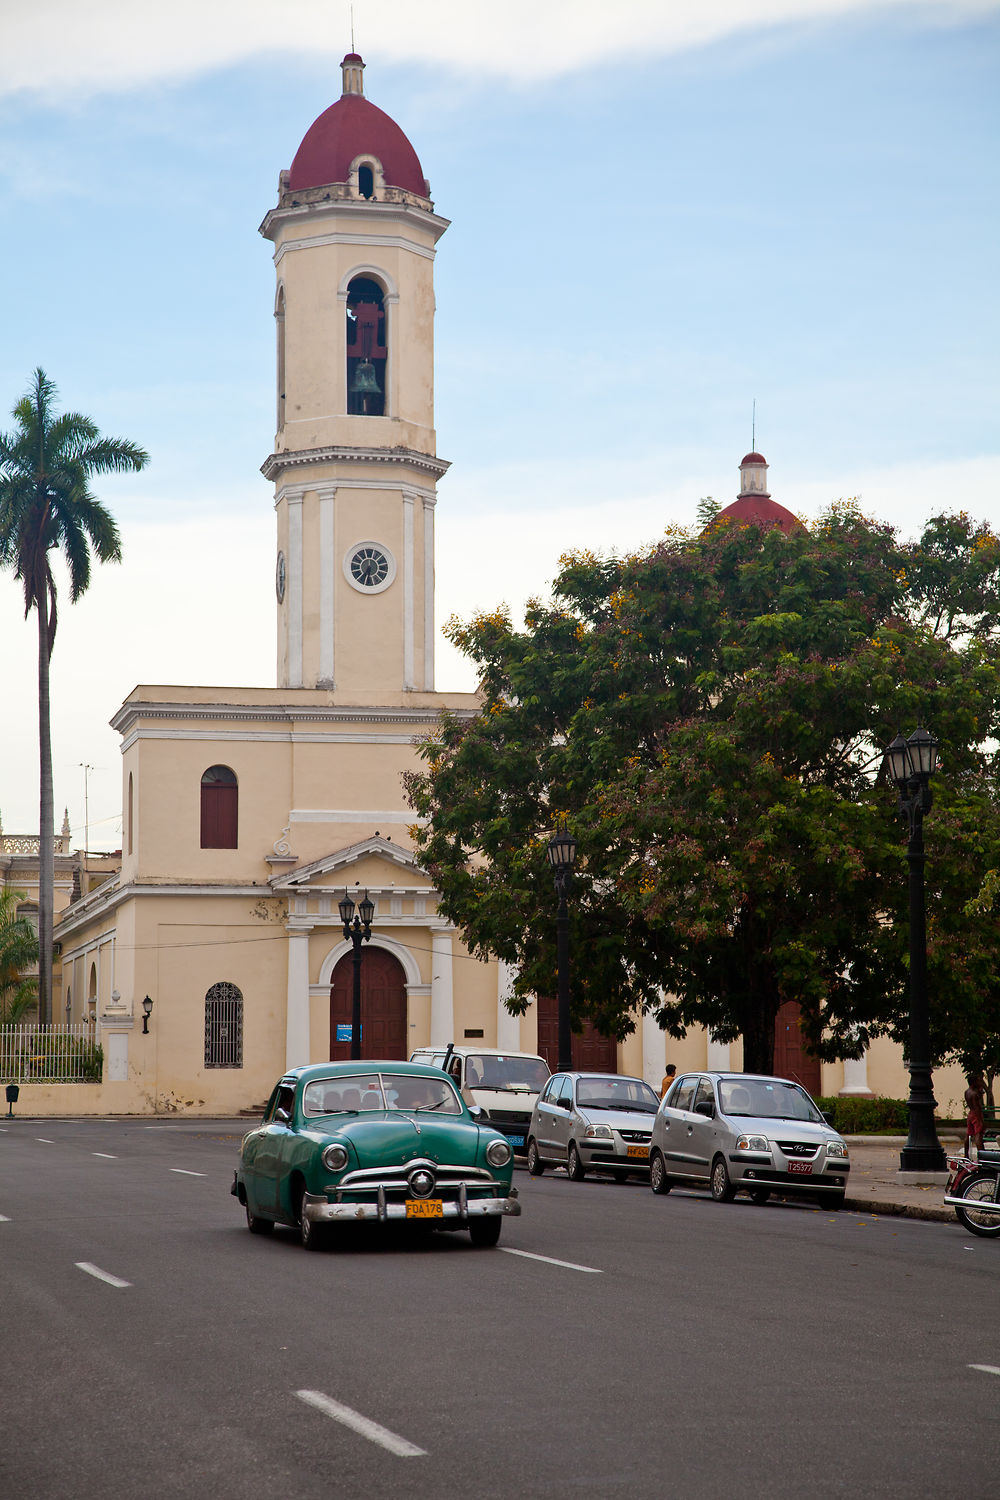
(649, 1071, 850, 1208)
(527, 1072, 660, 1181)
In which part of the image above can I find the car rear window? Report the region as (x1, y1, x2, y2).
(671, 1077, 698, 1113)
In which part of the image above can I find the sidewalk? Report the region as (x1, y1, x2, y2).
(842, 1136, 958, 1223)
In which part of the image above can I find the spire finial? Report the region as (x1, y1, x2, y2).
(752, 398, 756, 453)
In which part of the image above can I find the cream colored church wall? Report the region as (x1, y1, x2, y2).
(148, 907, 286, 1111)
(275, 227, 437, 445)
(129, 735, 294, 879)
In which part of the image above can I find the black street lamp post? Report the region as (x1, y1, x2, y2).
(339, 889, 375, 1062)
(547, 821, 577, 1073)
(883, 727, 947, 1174)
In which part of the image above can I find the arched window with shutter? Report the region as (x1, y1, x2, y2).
(204, 982, 244, 1068)
(200, 766, 238, 849)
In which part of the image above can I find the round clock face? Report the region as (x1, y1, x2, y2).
(346, 543, 395, 593)
(275, 550, 286, 603)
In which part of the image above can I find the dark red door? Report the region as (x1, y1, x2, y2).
(773, 1001, 822, 1096)
(535, 994, 618, 1073)
(330, 948, 407, 1061)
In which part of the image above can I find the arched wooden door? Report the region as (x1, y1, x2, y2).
(330, 948, 407, 1061)
(773, 1001, 822, 1097)
(535, 995, 618, 1073)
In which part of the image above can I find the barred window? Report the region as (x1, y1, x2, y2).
(205, 982, 243, 1068)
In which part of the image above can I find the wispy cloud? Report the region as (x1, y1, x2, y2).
(2, 0, 995, 100)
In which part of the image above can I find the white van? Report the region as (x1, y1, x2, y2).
(408, 1045, 550, 1156)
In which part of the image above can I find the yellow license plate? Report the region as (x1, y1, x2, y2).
(406, 1198, 443, 1218)
(627, 1145, 649, 1159)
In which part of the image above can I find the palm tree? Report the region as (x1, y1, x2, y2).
(0, 887, 39, 1025)
(0, 370, 148, 1022)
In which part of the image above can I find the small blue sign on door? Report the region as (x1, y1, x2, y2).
(336, 1024, 356, 1043)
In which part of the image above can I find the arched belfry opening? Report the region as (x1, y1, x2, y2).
(346, 275, 386, 415)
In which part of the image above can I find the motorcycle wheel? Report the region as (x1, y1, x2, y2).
(955, 1170, 1000, 1239)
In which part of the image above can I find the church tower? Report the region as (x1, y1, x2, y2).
(260, 54, 450, 695)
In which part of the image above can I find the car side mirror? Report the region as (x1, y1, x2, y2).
(468, 1104, 484, 1121)
(822, 1111, 835, 1127)
(275, 1107, 291, 1125)
(694, 1100, 715, 1119)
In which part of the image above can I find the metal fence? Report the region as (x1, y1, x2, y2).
(0, 1024, 104, 1084)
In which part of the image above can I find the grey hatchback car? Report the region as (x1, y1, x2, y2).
(527, 1072, 659, 1181)
(649, 1071, 850, 1208)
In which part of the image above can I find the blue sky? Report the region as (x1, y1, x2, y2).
(0, 1, 997, 846)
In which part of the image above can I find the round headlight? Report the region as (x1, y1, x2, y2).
(486, 1137, 512, 1168)
(322, 1143, 349, 1171)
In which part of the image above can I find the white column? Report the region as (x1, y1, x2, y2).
(706, 1035, 731, 1070)
(287, 491, 304, 688)
(402, 491, 415, 690)
(318, 485, 336, 686)
(422, 496, 436, 690)
(430, 928, 454, 1046)
(496, 961, 521, 1051)
(840, 1053, 873, 1096)
(285, 930, 312, 1069)
(641, 1009, 665, 1089)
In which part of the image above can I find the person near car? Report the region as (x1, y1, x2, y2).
(965, 1074, 987, 1154)
(660, 1065, 676, 1098)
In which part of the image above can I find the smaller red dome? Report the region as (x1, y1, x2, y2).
(342, 52, 363, 63)
(716, 495, 800, 535)
(289, 92, 427, 196)
(741, 452, 767, 466)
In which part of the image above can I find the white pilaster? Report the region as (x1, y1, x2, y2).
(706, 1035, 731, 1070)
(286, 930, 312, 1068)
(430, 928, 454, 1046)
(641, 1009, 665, 1089)
(287, 491, 304, 688)
(318, 484, 336, 686)
(840, 1053, 873, 1096)
(496, 961, 521, 1051)
(422, 496, 436, 690)
(402, 491, 415, 690)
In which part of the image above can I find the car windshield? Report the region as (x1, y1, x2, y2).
(576, 1077, 659, 1113)
(302, 1073, 462, 1117)
(464, 1055, 549, 1092)
(719, 1078, 823, 1123)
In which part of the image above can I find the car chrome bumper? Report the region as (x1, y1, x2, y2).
(303, 1187, 521, 1225)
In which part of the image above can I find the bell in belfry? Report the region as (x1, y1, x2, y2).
(349, 358, 381, 396)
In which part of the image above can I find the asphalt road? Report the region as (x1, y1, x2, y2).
(1, 1117, 997, 1500)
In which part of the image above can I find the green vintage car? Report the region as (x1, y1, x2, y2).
(232, 1060, 521, 1249)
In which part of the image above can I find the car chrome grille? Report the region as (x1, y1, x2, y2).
(619, 1130, 652, 1144)
(335, 1159, 497, 1200)
(776, 1142, 819, 1159)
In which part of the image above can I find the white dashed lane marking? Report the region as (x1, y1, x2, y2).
(970, 1364, 1000, 1376)
(170, 1168, 207, 1177)
(500, 1247, 603, 1274)
(75, 1262, 131, 1289)
(295, 1390, 427, 1457)
(0, 1215, 10, 1222)
(92, 1153, 118, 1159)
(36, 1138, 55, 1144)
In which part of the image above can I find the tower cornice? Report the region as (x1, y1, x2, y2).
(261, 444, 450, 483)
(260, 193, 450, 246)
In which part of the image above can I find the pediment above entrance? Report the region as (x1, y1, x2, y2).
(269, 834, 434, 895)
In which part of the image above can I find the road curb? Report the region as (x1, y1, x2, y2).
(844, 1196, 954, 1223)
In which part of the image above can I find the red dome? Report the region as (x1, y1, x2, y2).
(716, 495, 801, 535)
(288, 93, 427, 196)
(740, 452, 767, 466)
